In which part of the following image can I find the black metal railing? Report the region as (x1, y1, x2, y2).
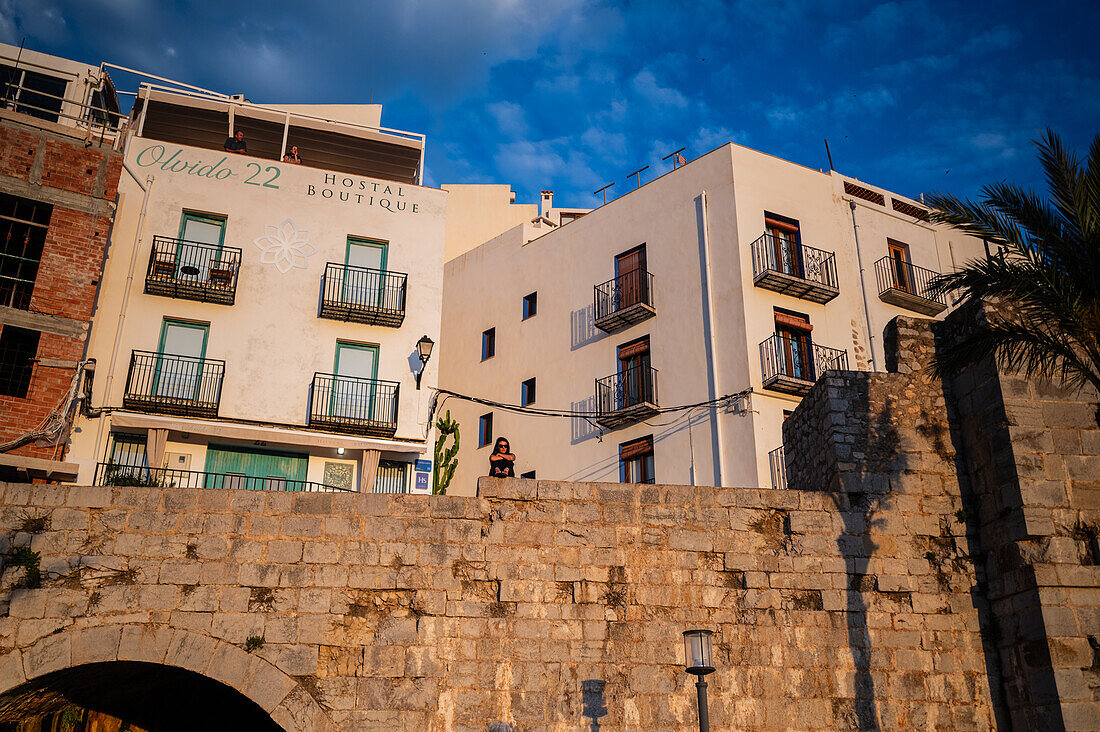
(319, 263, 407, 327)
(123, 350, 224, 417)
(93, 462, 352, 492)
(145, 236, 242, 305)
(596, 364, 659, 416)
(769, 446, 787, 490)
(594, 269, 654, 325)
(874, 256, 946, 307)
(760, 335, 847, 387)
(309, 372, 400, 436)
(750, 233, 838, 294)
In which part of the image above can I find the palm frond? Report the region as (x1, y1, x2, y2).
(924, 129, 1100, 395)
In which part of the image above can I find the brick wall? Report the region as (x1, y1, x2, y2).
(0, 121, 121, 463)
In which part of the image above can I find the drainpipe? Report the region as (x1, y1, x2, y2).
(699, 190, 727, 486)
(92, 165, 154, 462)
(848, 201, 877, 371)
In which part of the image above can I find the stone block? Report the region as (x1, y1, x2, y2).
(71, 625, 121, 665)
(22, 633, 70, 680)
(0, 651, 24, 692)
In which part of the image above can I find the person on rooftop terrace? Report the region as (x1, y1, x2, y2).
(224, 129, 247, 153)
(282, 145, 302, 164)
(488, 437, 515, 478)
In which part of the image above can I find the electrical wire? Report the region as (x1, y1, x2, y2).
(431, 386, 752, 420)
(0, 360, 87, 453)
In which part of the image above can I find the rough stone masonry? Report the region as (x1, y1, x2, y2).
(0, 302, 1092, 731)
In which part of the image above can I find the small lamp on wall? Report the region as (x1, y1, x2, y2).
(683, 629, 715, 732)
(415, 335, 435, 390)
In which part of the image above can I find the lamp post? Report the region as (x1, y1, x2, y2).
(415, 335, 434, 390)
(683, 629, 714, 732)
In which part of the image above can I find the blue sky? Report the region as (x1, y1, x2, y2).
(3, 0, 1097, 208)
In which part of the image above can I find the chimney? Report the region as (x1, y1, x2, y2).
(540, 190, 554, 217)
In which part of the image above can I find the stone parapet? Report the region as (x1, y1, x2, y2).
(0, 476, 996, 730)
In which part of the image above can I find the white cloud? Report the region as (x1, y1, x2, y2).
(631, 68, 688, 108)
(692, 126, 748, 153)
(962, 25, 1020, 55)
(487, 101, 528, 138)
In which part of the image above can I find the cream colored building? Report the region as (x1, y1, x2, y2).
(439, 143, 986, 493)
(68, 81, 444, 494)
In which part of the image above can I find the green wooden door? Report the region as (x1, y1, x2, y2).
(343, 238, 388, 307)
(204, 445, 308, 491)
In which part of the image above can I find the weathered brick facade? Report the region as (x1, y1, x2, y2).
(0, 112, 122, 469)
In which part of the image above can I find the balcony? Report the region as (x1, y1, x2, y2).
(319, 263, 407, 327)
(875, 257, 947, 316)
(595, 365, 659, 429)
(759, 335, 848, 396)
(308, 373, 399, 437)
(593, 270, 656, 333)
(145, 236, 242, 305)
(769, 446, 787, 489)
(123, 350, 224, 418)
(94, 462, 351, 492)
(750, 233, 839, 304)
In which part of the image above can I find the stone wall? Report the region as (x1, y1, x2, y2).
(0, 475, 996, 731)
(785, 304, 1100, 731)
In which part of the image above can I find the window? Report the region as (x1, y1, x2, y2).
(617, 336, 652, 409)
(178, 211, 227, 247)
(479, 413, 493, 447)
(375, 460, 409, 494)
(154, 319, 209, 401)
(0, 66, 67, 122)
(344, 237, 389, 308)
(522, 292, 537, 319)
(887, 239, 912, 292)
(521, 377, 536, 406)
(105, 433, 148, 482)
(0, 325, 40, 398)
(559, 212, 585, 224)
(614, 245, 648, 308)
(620, 435, 654, 484)
(482, 328, 495, 361)
(763, 212, 802, 277)
(521, 471, 536, 479)
(0, 193, 52, 310)
(774, 308, 812, 381)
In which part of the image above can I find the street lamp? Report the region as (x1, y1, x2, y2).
(683, 629, 714, 732)
(415, 335, 434, 390)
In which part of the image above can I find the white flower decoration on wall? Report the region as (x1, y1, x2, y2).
(253, 219, 317, 273)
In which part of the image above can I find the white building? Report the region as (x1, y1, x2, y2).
(439, 143, 986, 493)
(68, 79, 444, 494)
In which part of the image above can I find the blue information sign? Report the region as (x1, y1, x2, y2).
(415, 473, 429, 491)
(415, 459, 432, 473)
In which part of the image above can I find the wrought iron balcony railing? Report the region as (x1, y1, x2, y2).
(123, 350, 224, 417)
(750, 233, 839, 304)
(93, 462, 352, 492)
(769, 446, 787, 490)
(593, 269, 656, 333)
(874, 256, 947, 316)
(759, 335, 847, 396)
(319, 263, 407, 327)
(308, 372, 399, 437)
(145, 236, 242, 305)
(595, 364, 659, 429)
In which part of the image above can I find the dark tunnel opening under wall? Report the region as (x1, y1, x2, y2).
(0, 661, 283, 732)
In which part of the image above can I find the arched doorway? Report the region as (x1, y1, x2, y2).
(0, 661, 283, 731)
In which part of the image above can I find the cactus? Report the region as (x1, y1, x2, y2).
(434, 410, 460, 495)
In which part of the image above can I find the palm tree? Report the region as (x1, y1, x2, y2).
(924, 129, 1100, 395)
